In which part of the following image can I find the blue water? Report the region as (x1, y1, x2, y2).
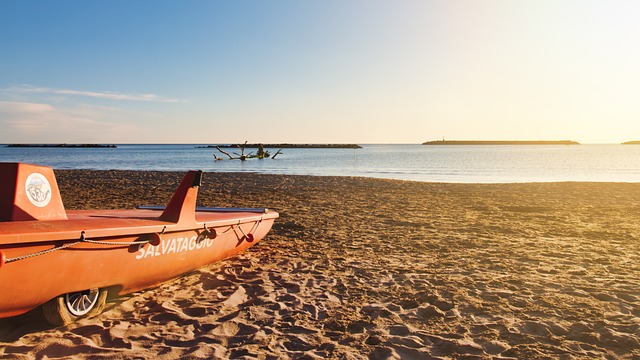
(1, 144, 639, 183)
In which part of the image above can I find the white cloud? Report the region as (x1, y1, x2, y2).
(0, 101, 55, 115)
(0, 101, 144, 143)
(5, 85, 187, 103)
(0, 84, 184, 142)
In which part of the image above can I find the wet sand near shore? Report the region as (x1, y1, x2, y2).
(1, 170, 639, 359)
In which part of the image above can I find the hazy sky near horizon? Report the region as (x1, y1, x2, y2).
(1, 0, 639, 144)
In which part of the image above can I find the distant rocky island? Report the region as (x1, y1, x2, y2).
(422, 140, 580, 145)
(197, 144, 362, 149)
(622, 141, 640, 145)
(7, 144, 117, 148)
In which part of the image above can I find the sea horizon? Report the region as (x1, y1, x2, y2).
(1, 143, 639, 184)
(2, 141, 639, 145)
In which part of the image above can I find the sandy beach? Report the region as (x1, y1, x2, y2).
(1, 170, 639, 359)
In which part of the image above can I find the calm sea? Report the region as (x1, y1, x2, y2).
(1, 144, 639, 183)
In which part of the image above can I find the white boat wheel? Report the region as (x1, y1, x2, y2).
(65, 289, 100, 316)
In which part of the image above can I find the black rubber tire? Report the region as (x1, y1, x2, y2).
(42, 288, 108, 326)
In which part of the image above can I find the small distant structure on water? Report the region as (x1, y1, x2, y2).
(6, 144, 117, 148)
(422, 140, 580, 145)
(212, 142, 283, 161)
(201, 142, 363, 161)
(197, 143, 362, 149)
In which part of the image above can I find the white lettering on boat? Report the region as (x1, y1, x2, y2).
(135, 233, 214, 260)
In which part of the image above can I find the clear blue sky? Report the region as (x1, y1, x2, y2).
(1, 0, 639, 144)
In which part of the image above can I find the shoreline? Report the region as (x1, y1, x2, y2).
(1, 170, 639, 358)
(50, 168, 640, 185)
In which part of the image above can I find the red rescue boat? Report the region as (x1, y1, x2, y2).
(0, 163, 278, 326)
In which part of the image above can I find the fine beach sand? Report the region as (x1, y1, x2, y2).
(1, 170, 639, 359)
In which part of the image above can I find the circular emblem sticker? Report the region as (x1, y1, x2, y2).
(25, 173, 52, 207)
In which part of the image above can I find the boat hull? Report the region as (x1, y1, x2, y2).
(0, 209, 277, 318)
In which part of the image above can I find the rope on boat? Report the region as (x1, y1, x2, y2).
(237, 222, 249, 238)
(217, 218, 263, 238)
(233, 218, 262, 242)
(4, 240, 84, 263)
(2, 220, 263, 265)
(250, 219, 262, 233)
(3, 231, 156, 264)
(79, 231, 152, 246)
